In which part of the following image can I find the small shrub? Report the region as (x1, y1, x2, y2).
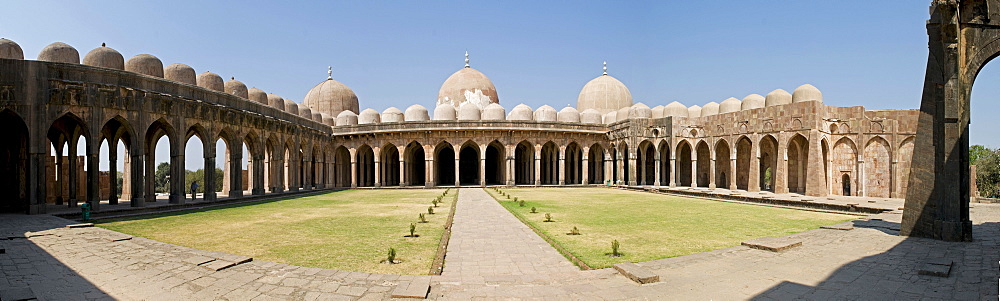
(567, 226, 581, 235)
(544, 213, 553, 222)
(419, 213, 427, 223)
(611, 239, 622, 257)
(506, 195, 511, 199)
(432, 200, 439, 207)
(513, 197, 518, 202)
(408, 223, 417, 237)
(519, 200, 525, 207)
(387, 247, 397, 264)
(530, 207, 537, 213)
(428, 206, 435, 214)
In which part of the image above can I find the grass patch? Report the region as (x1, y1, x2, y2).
(97, 189, 451, 275)
(492, 188, 854, 269)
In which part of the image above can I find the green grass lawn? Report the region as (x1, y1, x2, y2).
(489, 187, 854, 269)
(98, 189, 455, 275)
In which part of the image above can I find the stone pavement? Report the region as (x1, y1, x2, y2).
(0, 188, 997, 300)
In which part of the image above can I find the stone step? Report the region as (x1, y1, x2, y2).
(613, 262, 660, 284)
(391, 275, 431, 299)
(741, 236, 803, 252)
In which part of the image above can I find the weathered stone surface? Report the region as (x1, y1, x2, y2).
(0, 287, 36, 301)
(65, 223, 93, 228)
(917, 259, 952, 277)
(741, 236, 803, 252)
(200, 259, 237, 271)
(390, 275, 431, 299)
(821, 222, 855, 231)
(613, 262, 659, 284)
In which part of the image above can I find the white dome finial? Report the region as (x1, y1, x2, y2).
(603, 61, 607, 75)
(465, 51, 470, 68)
(327, 66, 332, 80)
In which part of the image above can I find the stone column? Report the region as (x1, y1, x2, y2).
(534, 148, 542, 186)
(54, 149, 63, 205)
(708, 156, 717, 189)
(454, 157, 460, 187)
(374, 156, 381, 187)
(653, 155, 661, 187)
(170, 146, 185, 204)
(858, 159, 866, 197)
(749, 143, 761, 192)
(558, 147, 566, 185)
(399, 157, 407, 187)
(350, 156, 357, 188)
(108, 144, 119, 205)
(775, 137, 789, 194)
(690, 151, 698, 188)
(253, 154, 265, 195)
(86, 141, 100, 211)
(204, 147, 217, 202)
(29, 151, 48, 214)
(729, 153, 738, 190)
(604, 154, 612, 186)
(582, 148, 590, 185)
(628, 148, 638, 186)
(68, 138, 78, 206)
(669, 155, 676, 187)
(222, 149, 231, 194)
(121, 152, 130, 202)
(131, 144, 145, 207)
(229, 145, 243, 198)
(804, 131, 827, 196)
(507, 146, 516, 186)
(145, 147, 156, 203)
(425, 156, 434, 188)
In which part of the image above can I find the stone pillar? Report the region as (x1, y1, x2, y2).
(350, 156, 357, 188)
(55, 149, 63, 205)
(804, 131, 827, 196)
(534, 148, 542, 186)
(374, 157, 382, 187)
(507, 147, 516, 186)
(653, 155, 661, 187)
(690, 154, 697, 189)
(170, 146, 185, 204)
(204, 147, 217, 202)
(425, 156, 434, 188)
(253, 154, 265, 195)
(454, 157, 460, 187)
(86, 142, 100, 211)
(222, 149, 231, 194)
(669, 155, 676, 187)
(582, 149, 590, 185)
(749, 143, 761, 192)
(68, 138, 78, 207)
(708, 157, 717, 189)
(144, 147, 155, 202)
(604, 154, 612, 186)
(858, 159, 866, 197)
(121, 151, 130, 202)
(729, 153, 738, 190)
(775, 137, 789, 194)
(628, 148, 637, 186)
(558, 147, 566, 185)
(399, 157, 406, 187)
(29, 151, 48, 214)
(229, 145, 243, 198)
(131, 144, 145, 207)
(108, 144, 119, 205)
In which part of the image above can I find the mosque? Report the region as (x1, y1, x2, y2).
(0, 38, 917, 214)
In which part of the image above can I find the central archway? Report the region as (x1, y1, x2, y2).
(0, 110, 28, 213)
(485, 141, 504, 185)
(435, 142, 455, 186)
(514, 141, 534, 185)
(459, 142, 479, 186)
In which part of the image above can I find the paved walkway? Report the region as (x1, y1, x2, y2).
(0, 188, 997, 300)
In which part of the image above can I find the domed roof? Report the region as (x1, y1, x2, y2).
(299, 107, 313, 119)
(651, 105, 666, 118)
(603, 111, 618, 124)
(197, 72, 224, 92)
(312, 112, 323, 123)
(792, 84, 823, 103)
(558, 106, 580, 122)
(82, 44, 123, 69)
(437, 66, 499, 109)
(433, 103, 456, 120)
(304, 76, 360, 117)
(267, 93, 285, 110)
(381, 107, 403, 123)
(534, 105, 557, 122)
(508, 104, 533, 121)
(765, 89, 792, 107)
(322, 113, 336, 126)
(577, 73, 633, 115)
(358, 108, 380, 124)
(458, 102, 482, 120)
(628, 103, 652, 119)
(284, 99, 300, 115)
(248, 87, 268, 104)
(335, 110, 358, 126)
(616, 107, 630, 121)
(482, 103, 506, 120)
(687, 105, 702, 118)
(0, 38, 23, 60)
(224, 78, 249, 99)
(741, 94, 765, 110)
(580, 109, 602, 124)
(164, 63, 196, 85)
(701, 102, 720, 117)
(719, 97, 742, 114)
(664, 101, 688, 118)
(38, 42, 79, 64)
(125, 54, 163, 77)
(404, 104, 430, 121)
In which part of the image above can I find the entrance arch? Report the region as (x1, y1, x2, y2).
(0, 110, 28, 213)
(435, 142, 455, 186)
(355, 145, 375, 187)
(485, 141, 504, 185)
(404, 142, 425, 186)
(514, 141, 534, 185)
(380, 143, 400, 186)
(459, 142, 479, 186)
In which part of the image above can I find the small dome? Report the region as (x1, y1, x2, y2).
(284, 99, 299, 115)
(125, 54, 163, 77)
(38, 42, 79, 64)
(558, 106, 580, 122)
(335, 110, 358, 126)
(381, 107, 404, 123)
(433, 103, 456, 120)
(765, 89, 792, 107)
(248, 87, 268, 104)
(438, 67, 499, 108)
(628, 103, 652, 119)
(651, 105, 666, 118)
(304, 78, 360, 117)
(701, 102, 720, 117)
(580, 109, 602, 124)
(359, 108, 380, 124)
(0, 38, 24, 59)
(603, 111, 618, 124)
(719, 97, 741, 114)
(508, 104, 533, 121)
(404, 104, 430, 121)
(164, 63, 196, 85)
(197, 72, 224, 92)
(616, 107, 630, 121)
(792, 84, 823, 103)
(687, 105, 702, 118)
(312, 112, 323, 123)
(267, 93, 285, 110)
(534, 105, 557, 121)
(82, 44, 123, 69)
(482, 103, 506, 120)
(741, 94, 765, 110)
(577, 74, 633, 115)
(458, 102, 482, 120)
(664, 101, 687, 118)
(224, 78, 249, 99)
(299, 107, 313, 119)
(321, 113, 336, 126)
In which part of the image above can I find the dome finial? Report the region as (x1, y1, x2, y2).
(603, 61, 607, 75)
(327, 66, 332, 80)
(102, 42, 106, 47)
(465, 50, 470, 68)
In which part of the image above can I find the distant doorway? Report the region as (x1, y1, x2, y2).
(842, 174, 851, 196)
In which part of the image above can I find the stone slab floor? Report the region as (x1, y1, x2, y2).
(0, 188, 996, 300)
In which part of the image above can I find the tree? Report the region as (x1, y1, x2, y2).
(976, 147, 1000, 198)
(154, 162, 170, 193)
(183, 168, 225, 193)
(970, 144, 991, 165)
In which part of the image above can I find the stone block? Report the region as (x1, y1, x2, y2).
(105, 233, 133, 242)
(66, 223, 94, 228)
(0, 287, 36, 301)
(613, 262, 659, 284)
(183, 255, 215, 266)
(741, 236, 803, 252)
(917, 259, 952, 277)
(391, 275, 431, 299)
(821, 222, 854, 231)
(200, 260, 237, 271)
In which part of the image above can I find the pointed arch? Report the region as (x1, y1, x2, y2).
(715, 139, 731, 189)
(589, 143, 606, 184)
(356, 144, 375, 187)
(485, 140, 505, 185)
(514, 140, 534, 185)
(657, 140, 670, 186)
(832, 137, 858, 196)
(735, 136, 752, 190)
(864, 136, 891, 198)
(695, 140, 711, 187)
(380, 142, 400, 186)
(459, 140, 480, 185)
(787, 134, 809, 193)
(676, 140, 693, 187)
(759, 135, 779, 191)
(540, 141, 559, 185)
(0, 110, 29, 213)
(636, 140, 655, 185)
(404, 141, 425, 186)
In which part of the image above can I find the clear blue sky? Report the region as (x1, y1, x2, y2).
(4, 1, 998, 171)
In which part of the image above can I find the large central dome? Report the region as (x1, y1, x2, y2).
(304, 70, 359, 117)
(577, 64, 632, 115)
(437, 53, 498, 109)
